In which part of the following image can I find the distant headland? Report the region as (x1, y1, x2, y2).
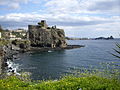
(94, 36, 114, 40)
(65, 36, 114, 40)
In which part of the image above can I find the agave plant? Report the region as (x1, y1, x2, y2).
(112, 43, 120, 58)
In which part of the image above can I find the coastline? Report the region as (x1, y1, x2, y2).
(0, 43, 84, 76)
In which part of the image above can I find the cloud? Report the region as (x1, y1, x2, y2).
(87, 0, 120, 14)
(8, 3, 20, 9)
(0, 0, 119, 14)
(44, 0, 81, 14)
(44, 0, 120, 15)
(0, 13, 118, 25)
(0, 13, 119, 30)
(0, 0, 29, 9)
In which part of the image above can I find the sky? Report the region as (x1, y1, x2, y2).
(0, 0, 120, 38)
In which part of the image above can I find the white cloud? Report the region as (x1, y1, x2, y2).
(1, 12, 119, 24)
(44, 0, 120, 15)
(44, 0, 81, 14)
(0, 0, 29, 9)
(87, 0, 120, 14)
(8, 3, 20, 9)
(0, 0, 119, 14)
(0, 13, 119, 32)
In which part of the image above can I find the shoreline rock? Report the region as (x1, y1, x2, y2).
(0, 44, 13, 74)
(29, 45, 85, 52)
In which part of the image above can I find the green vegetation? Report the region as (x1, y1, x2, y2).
(0, 39, 30, 47)
(0, 39, 10, 46)
(11, 39, 30, 45)
(0, 74, 120, 90)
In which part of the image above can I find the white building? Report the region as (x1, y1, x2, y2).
(10, 37, 21, 40)
(9, 33, 22, 40)
(9, 33, 16, 38)
(0, 32, 1, 38)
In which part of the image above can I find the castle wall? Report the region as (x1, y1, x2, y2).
(28, 25, 52, 47)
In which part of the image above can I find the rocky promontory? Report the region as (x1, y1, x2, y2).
(28, 20, 84, 51)
(28, 20, 67, 48)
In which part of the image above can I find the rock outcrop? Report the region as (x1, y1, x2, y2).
(0, 44, 13, 74)
(11, 39, 31, 52)
(0, 47, 4, 74)
(28, 20, 67, 48)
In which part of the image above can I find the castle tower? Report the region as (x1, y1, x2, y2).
(38, 20, 48, 29)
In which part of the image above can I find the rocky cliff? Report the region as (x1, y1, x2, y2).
(28, 20, 67, 48)
(0, 44, 13, 74)
(0, 39, 31, 75)
(0, 47, 4, 74)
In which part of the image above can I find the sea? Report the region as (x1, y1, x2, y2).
(12, 39, 120, 80)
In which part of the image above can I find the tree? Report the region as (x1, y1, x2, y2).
(112, 43, 120, 58)
(0, 25, 3, 32)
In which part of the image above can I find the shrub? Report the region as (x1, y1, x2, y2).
(0, 74, 120, 90)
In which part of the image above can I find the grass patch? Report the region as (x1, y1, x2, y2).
(0, 74, 120, 90)
(0, 39, 10, 46)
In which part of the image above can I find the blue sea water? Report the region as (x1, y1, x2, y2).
(14, 39, 120, 80)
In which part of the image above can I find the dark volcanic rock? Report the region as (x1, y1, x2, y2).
(0, 47, 4, 74)
(0, 44, 13, 74)
(108, 36, 114, 39)
(28, 20, 67, 48)
(30, 45, 85, 52)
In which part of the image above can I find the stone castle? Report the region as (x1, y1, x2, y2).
(28, 20, 67, 48)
